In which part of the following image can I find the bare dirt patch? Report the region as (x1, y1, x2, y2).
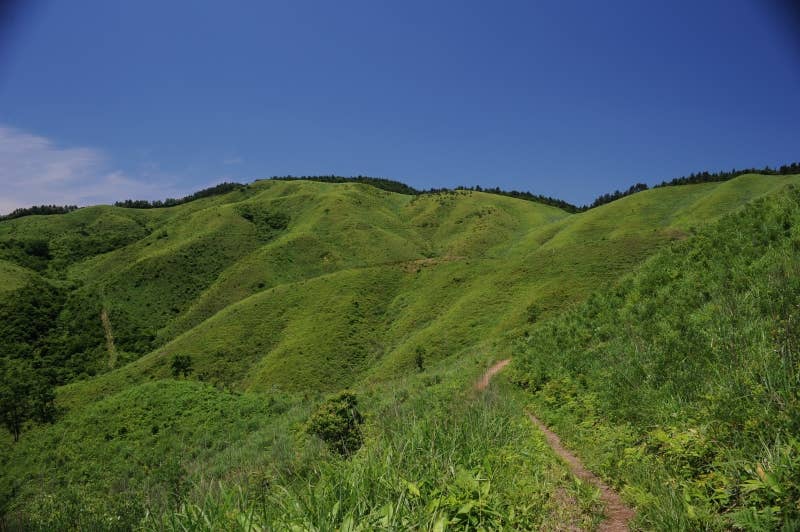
(401, 255, 465, 273)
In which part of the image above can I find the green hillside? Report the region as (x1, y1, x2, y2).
(512, 186, 800, 529)
(0, 260, 33, 293)
(1, 173, 799, 529)
(50, 175, 800, 399)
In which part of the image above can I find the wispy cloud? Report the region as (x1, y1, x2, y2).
(223, 156, 244, 165)
(0, 125, 182, 214)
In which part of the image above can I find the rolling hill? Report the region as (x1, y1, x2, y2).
(1, 172, 799, 529)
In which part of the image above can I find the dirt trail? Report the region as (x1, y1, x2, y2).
(476, 358, 635, 532)
(100, 308, 118, 369)
(475, 358, 511, 390)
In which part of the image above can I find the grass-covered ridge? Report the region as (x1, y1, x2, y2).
(2, 174, 797, 396)
(512, 185, 800, 529)
(5, 161, 797, 221)
(1, 172, 799, 529)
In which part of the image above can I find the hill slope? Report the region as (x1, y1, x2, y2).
(1, 174, 796, 398)
(1, 173, 799, 529)
(7, 174, 778, 410)
(512, 185, 800, 530)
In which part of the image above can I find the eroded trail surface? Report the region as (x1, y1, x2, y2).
(101, 308, 118, 369)
(476, 358, 635, 532)
(475, 358, 511, 390)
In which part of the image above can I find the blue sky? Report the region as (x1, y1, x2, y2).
(0, 0, 798, 213)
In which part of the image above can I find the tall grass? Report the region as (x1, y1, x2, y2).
(512, 187, 800, 529)
(145, 377, 600, 530)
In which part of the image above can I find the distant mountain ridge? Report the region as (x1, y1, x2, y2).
(5, 161, 798, 220)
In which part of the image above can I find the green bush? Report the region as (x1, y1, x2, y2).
(236, 206, 289, 239)
(307, 390, 364, 457)
(0, 358, 55, 441)
(170, 355, 193, 378)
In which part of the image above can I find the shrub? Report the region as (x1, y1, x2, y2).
(171, 355, 193, 378)
(526, 302, 541, 323)
(414, 347, 425, 372)
(306, 390, 364, 457)
(0, 358, 56, 441)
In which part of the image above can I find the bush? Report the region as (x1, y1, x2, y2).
(171, 355, 193, 378)
(414, 347, 425, 372)
(0, 358, 56, 441)
(525, 302, 541, 323)
(306, 390, 364, 457)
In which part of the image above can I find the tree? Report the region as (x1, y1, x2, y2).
(414, 347, 426, 372)
(0, 358, 55, 442)
(171, 354, 193, 378)
(306, 390, 364, 457)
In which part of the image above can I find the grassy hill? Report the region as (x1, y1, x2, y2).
(1, 172, 799, 529)
(49, 176, 800, 396)
(0, 260, 33, 293)
(511, 185, 800, 530)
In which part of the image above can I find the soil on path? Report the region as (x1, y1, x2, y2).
(476, 358, 635, 532)
(101, 308, 118, 369)
(475, 358, 511, 390)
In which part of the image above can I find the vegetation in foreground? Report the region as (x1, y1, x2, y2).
(512, 187, 800, 529)
(3, 355, 601, 530)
